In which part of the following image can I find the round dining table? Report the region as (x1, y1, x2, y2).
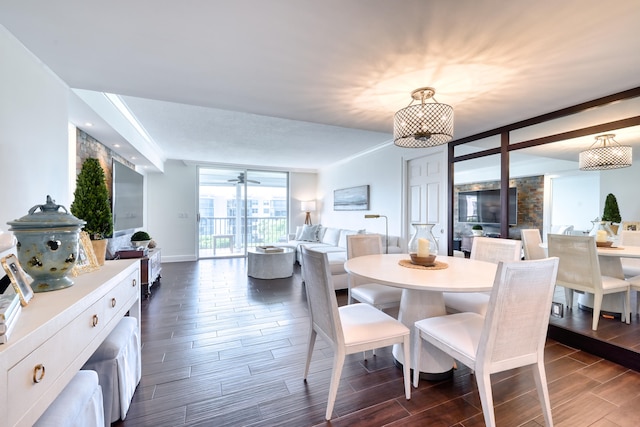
(344, 253, 497, 380)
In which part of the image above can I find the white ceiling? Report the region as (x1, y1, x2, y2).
(2, 0, 640, 172)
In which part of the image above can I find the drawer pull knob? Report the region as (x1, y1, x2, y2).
(33, 364, 46, 383)
(92, 314, 99, 327)
(132, 279, 137, 287)
(111, 298, 117, 308)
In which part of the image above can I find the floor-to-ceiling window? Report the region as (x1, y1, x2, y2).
(198, 168, 288, 258)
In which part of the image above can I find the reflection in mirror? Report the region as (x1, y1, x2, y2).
(453, 135, 501, 157)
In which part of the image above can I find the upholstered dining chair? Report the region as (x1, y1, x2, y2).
(347, 234, 402, 310)
(619, 230, 640, 316)
(414, 257, 560, 427)
(547, 234, 630, 330)
(443, 237, 522, 315)
(301, 247, 411, 420)
(521, 229, 547, 260)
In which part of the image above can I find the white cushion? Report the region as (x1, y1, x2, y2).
(414, 312, 484, 363)
(321, 227, 341, 246)
(294, 225, 304, 240)
(34, 370, 104, 427)
(443, 292, 490, 316)
(338, 229, 365, 248)
(326, 252, 347, 275)
(300, 224, 321, 242)
(351, 284, 403, 306)
(339, 303, 409, 346)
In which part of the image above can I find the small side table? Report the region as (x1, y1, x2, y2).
(141, 248, 162, 297)
(247, 248, 295, 279)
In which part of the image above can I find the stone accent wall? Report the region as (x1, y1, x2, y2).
(75, 128, 134, 201)
(454, 175, 544, 239)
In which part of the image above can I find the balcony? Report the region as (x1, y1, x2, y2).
(199, 216, 287, 257)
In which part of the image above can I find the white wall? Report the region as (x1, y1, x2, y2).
(0, 25, 71, 230)
(289, 172, 317, 231)
(316, 144, 446, 245)
(146, 160, 198, 262)
(600, 162, 640, 222)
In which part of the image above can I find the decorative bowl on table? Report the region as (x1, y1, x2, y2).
(131, 240, 151, 249)
(596, 241, 613, 248)
(409, 253, 437, 266)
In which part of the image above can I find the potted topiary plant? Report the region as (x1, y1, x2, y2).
(70, 158, 113, 265)
(602, 193, 622, 235)
(131, 231, 152, 249)
(471, 224, 483, 236)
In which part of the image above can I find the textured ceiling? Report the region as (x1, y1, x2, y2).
(2, 0, 640, 172)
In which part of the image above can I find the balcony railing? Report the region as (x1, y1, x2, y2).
(199, 216, 287, 256)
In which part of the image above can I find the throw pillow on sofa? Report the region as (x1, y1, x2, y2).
(299, 224, 321, 242)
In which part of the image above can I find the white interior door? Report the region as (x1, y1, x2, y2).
(407, 152, 447, 254)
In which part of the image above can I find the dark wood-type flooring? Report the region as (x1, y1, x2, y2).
(114, 259, 640, 426)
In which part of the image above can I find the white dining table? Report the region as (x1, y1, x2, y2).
(344, 253, 497, 380)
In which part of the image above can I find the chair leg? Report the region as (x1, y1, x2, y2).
(532, 360, 554, 427)
(592, 294, 603, 331)
(564, 287, 573, 309)
(325, 351, 345, 420)
(412, 329, 421, 388)
(303, 329, 317, 380)
(402, 334, 411, 400)
(624, 290, 631, 325)
(475, 370, 496, 427)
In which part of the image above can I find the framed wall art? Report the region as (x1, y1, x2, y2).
(334, 185, 370, 211)
(72, 231, 100, 277)
(1, 254, 33, 306)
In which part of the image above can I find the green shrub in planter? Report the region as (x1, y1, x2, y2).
(131, 231, 152, 241)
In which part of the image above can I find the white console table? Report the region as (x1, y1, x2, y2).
(0, 259, 141, 426)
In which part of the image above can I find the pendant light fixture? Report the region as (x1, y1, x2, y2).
(393, 87, 454, 148)
(579, 134, 632, 171)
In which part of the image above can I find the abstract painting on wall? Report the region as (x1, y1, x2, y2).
(334, 185, 369, 211)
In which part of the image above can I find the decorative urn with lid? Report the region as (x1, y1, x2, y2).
(7, 195, 86, 292)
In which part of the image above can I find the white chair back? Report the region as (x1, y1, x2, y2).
(479, 258, 559, 371)
(347, 234, 382, 289)
(619, 230, 640, 277)
(547, 234, 601, 295)
(347, 234, 382, 258)
(470, 236, 522, 263)
(301, 247, 343, 348)
(521, 229, 546, 260)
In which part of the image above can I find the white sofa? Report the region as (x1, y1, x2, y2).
(275, 225, 403, 290)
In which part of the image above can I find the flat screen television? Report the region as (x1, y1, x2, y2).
(112, 160, 144, 233)
(458, 187, 517, 225)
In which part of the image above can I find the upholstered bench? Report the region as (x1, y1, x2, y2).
(82, 316, 141, 424)
(34, 370, 104, 427)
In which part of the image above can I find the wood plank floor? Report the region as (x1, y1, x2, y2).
(114, 259, 640, 426)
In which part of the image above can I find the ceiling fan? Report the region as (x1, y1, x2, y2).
(228, 172, 260, 184)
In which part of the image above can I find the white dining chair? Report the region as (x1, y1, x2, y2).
(619, 230, 640, 315)
(301, 246, 411, 420)
(414, 257, 560, 427)
(548, 234, 630, 330)
(443, 237, 522, 315)
(347, 234, 402, 310)
(521, 229, 547, 260)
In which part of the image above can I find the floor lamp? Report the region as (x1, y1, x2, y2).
(364, 214, 388, 254)
(301, 201, 316, 225)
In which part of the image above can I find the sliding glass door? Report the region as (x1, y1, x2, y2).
(198, 168, 288, 258)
